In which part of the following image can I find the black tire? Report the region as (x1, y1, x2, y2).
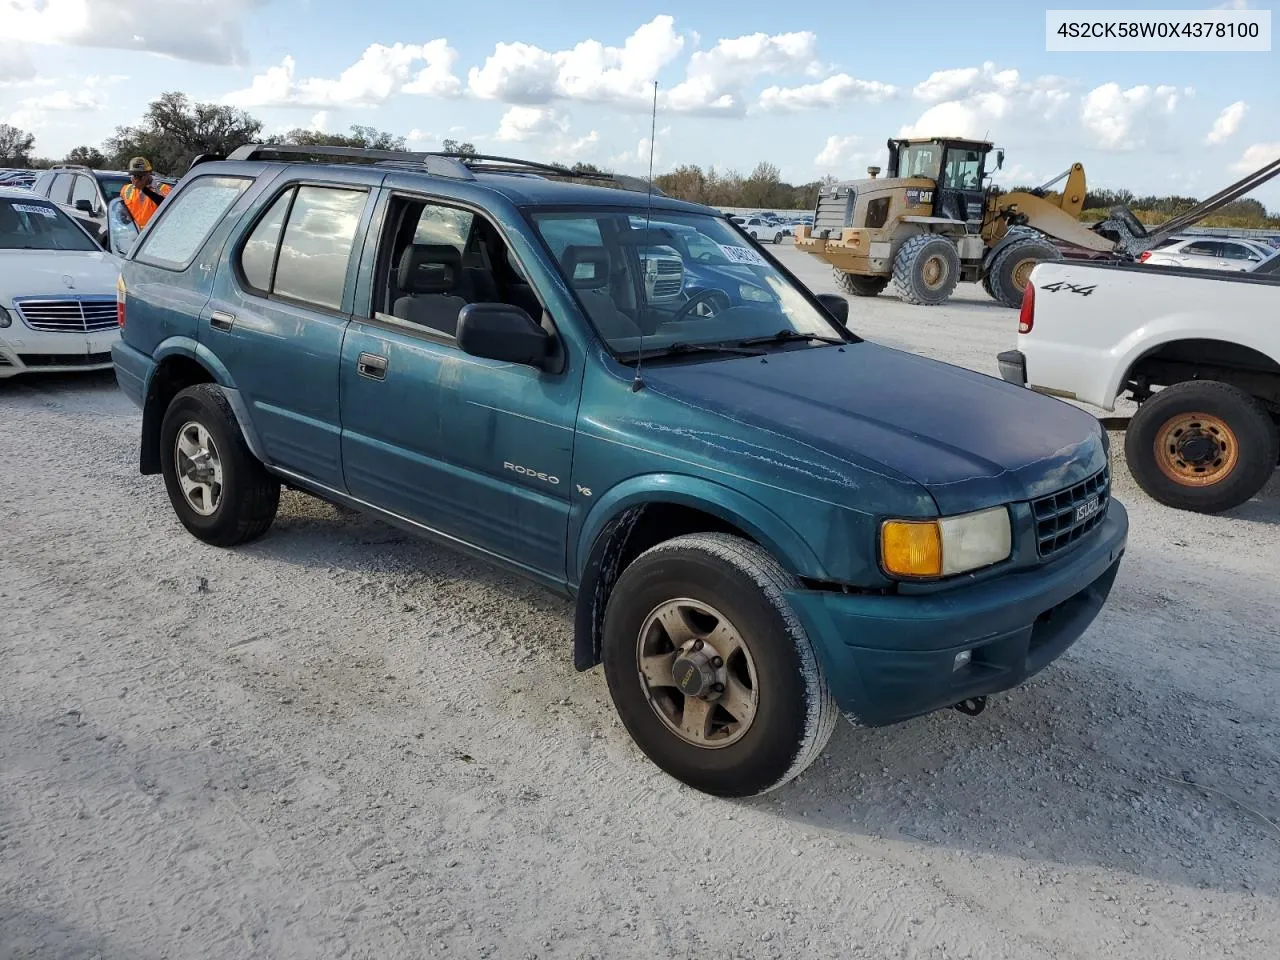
(601, 533, 838, 798)
(834, 270, 890, 297)
(986, 236, 1063, 308)
(159, 383, 280, 546)
(1124, 380, 1278, 513)
(892, 234, 960, 305)
(773, 232, 783, 244)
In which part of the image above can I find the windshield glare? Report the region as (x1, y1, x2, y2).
(532, 210, 841, 355)
(0, 198, 98, 251)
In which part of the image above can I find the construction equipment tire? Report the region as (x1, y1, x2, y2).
(834, 270, 890, 297)
(892, 234, 960, 306)
(986, 237, 1062, 308)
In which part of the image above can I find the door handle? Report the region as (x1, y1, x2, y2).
(357, 352, 388, 381)
(209, 310, 236, 331)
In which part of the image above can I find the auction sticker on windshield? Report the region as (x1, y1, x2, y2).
(12, 203, 57, 218)
(719, 244, 767, 266)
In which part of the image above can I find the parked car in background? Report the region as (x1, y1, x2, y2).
(0, 188, 121, 378)
(29, 166, 174, 247)
(736, 216, 789, 244)
(0, 169, 36, 189)
(628, 217, 777, 316)
(1138, 235, 1274, 271)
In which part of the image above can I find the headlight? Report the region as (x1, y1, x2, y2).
(738, 283, 773, 302)
(0, 305, 11, 328)
(881, 506, 1012, 579)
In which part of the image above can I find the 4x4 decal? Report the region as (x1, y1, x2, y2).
(1040, 281, 1097, 297)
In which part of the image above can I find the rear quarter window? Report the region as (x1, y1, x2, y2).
(133, 175, 252, 271)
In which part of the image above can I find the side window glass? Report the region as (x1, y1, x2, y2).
(239, 190, 293, 291)
(413, 205, 473, 255)
(1220, 243, 1250, 261)
(49, 173, 73, 202)
(134, 176, 252, 270)
(71, 175, 98, 211)
(271, 186, 367, 311)
(1183, 241, 1216, 256)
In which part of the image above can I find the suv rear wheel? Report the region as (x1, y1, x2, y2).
(160, 384, 280, 546)
(601, 533, 838, 797)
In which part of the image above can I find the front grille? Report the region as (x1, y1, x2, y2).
(17, 352, 113, 367)
(645, 256, 684, 301)
(15, 297, 118, 333)
(814, 188, 854, 236)
(1032, 466, 1110, 559)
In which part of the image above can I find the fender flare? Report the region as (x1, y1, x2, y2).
(1107, 328, 1280, 409)
(570, 474, 827, 671)
(141, 339, 269, 471)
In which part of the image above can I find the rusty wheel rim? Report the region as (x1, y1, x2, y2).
(1011, 257, 1036, 291)
(921, 255, 947, 288)
(1153, 412, 1239, 486)
(635, 599, 759, 749)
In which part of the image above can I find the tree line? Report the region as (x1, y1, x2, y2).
(0, 90, 1273, 226)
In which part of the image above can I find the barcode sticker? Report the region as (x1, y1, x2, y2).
(719, 244, 767, 266)
(12, 203, 57, 218)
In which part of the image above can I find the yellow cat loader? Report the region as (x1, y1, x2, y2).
(793, 137, 1116, 307)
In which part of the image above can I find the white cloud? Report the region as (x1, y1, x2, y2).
(759, 74, 896, 112)
(1230, 142, 1279, 174)
(309, 111, 328, 133)
(0, 0, 261, 65)
(496, 106, 569, 142)
(898, 63, 1072, 139)
(666, 30, 818, 115)
(0, 44, 37, 84)
(224, 41, 462, 108)
(1080, 82, 1189, 151)
(468, 15, 683, 108)
(6, 86, 103, 129)
(813, 135, 867, 170)
(1205, 101, 1247, 145)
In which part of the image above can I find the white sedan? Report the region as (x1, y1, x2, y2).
(0, 188, 121, 379)
(735, 216, 790, 244)
(1139, 236, 1275, 271)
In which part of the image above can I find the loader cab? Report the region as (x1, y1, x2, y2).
(887, 137, 994, 226)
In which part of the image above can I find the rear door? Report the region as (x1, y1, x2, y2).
(1178, 240, 1222, 269)
(202, 171, 381, 490)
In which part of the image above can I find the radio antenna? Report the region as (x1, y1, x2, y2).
(632, 79, 659, 393)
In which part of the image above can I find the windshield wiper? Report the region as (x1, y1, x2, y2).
(735, 328, 848, 347)
(622, 340, 767, 361)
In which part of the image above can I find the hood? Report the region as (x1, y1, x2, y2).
(0, 250, 120, 302)
(641, 342, 1107, 515)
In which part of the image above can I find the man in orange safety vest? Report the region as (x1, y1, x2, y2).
(119, 156, 171, 230)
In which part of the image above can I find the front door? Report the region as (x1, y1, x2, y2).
(202, 175, 379, 490)
(338, 188, 581, 581)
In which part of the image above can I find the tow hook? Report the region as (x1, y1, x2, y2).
(953, 696, 988, 717)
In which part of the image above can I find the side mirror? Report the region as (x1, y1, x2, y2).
(74, 198, 94, 213)
(456, 303, 553, 368)
(995, 149, 1005, 171)
(816, 292, 849, 325)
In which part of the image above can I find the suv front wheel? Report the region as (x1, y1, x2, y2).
(159, 384, 280, 546)
(602, 533, 838, 797)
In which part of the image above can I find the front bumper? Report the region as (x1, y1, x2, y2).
(786, 499, 1128, 727)
(997, 349, 1026, 386)
(0, 329, 119, 378)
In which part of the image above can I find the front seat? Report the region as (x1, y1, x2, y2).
(560, 245, 641, 340)
(392, 244, 467, 336)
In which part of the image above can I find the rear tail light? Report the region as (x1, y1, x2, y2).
(1138, 251, 1152, 263)
(1018, 282, 1035, 334)
(116, 274, 126, 328)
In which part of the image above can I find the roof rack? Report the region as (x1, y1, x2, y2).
(50, 163, 92, 171)
(224, 144, 665, 196)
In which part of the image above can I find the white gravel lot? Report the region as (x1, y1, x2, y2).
(2, 243, 1277, 960)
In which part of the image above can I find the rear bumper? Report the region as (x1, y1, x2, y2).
(786, 499, 1128, 727)
(997, 349, 1026, 386)
(111, 340, 152, 409)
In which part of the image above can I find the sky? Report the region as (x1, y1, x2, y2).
(0, 0, 1277, 208)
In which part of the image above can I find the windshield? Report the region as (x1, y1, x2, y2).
(531, 209, 844, 355)
(942, 149, 983, 190)
(0, 197, 97, 251)
(900, 144, 941, 179)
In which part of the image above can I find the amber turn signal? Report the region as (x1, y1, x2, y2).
(880, 520, 943, 578)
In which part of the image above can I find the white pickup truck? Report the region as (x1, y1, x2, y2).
(998, 257, 1280, 513)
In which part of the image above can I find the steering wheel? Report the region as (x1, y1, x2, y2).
(695, 251, 717, 262)
(672, 289, 730, 322)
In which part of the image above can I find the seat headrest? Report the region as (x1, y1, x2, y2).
(398, 243, 462, 294)
(561, 245, 610, 290)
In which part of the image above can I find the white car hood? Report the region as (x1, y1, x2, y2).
(1, 250, 120, 303)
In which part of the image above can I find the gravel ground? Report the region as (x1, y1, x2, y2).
(2, 244, 1277, 960)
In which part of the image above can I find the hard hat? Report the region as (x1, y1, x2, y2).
(127, 156, 153, 174)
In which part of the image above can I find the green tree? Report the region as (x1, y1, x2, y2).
(441, 138, 477, 156)
(0, 123, 36, 166)
(104, 91, 263, 175)
(278, 124, 407, 151)
(64, 145, 107, 168)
